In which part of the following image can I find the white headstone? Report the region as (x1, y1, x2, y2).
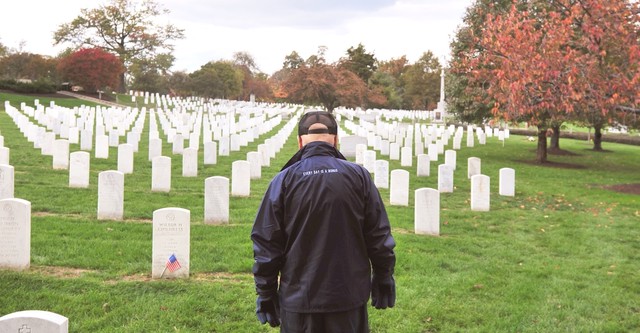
(247, 151, 262, 180)
(468, 157, 481, 179)
(390, 169, 410, 206)
(127, 131, 140, 152)
(453, 136, 461, 150)
(108, 131, 119, 147)
(340, 136, 368, 158)
(417, 154, 430, 177)
(218, 137, 230, 156)
(437, 164, 454, 193)
(389, 142, 400, 160)
(117, 144, 134, 174)
(466, 131, 475, 147)
(69, 151, 90, 188)
(499, 168, 515, 197)
(148, 138, 162, 161)
(182, 148, 198, 177)
(0, 147, 8, 165)
(204, 141, 218, 165)
(363, 150, 376, 173)
(230, 134, 241, 151)
(52, 139, 70, 170)
(172, 134, 184, 155)
(231, 160, 251, 197)
(374, 160, 389, 189)
(204, 176, 229, 225)
(80, 130, 92, 151)
(258, 144, 270, 167)
(400, 147, 412, 167)
(428, 143, 438, 161)
(40, 132, 55, 156)
(444, 150, 457, 170)
(152, 207, 190, 279)
(0, 164, 15, 199)
(97, 171, 124, 220)
(414, 142, 424, 156)
(152, 156, 171, 192)
(471, 174, 490, 211)
(355, 143, 367, 165)
(95, 134, 109, 159)
(0, 198, 31, 270)
(68, 127, 79, 144)
(0, 310, 68, 333)
(414, 188, 439, 236)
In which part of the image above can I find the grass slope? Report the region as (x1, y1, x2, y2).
(0, 92, 638, 332)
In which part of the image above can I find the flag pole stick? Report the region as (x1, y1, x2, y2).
(160, 265, 168, 278)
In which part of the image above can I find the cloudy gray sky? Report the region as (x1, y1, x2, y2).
(1, 0, 471, 75)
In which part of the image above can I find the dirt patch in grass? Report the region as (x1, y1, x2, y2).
(113, 272, 251, 284)
(31, 265, 96, 278)
(601, 183, 640, 195)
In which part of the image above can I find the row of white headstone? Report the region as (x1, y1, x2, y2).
(332, 112, 516, 237)
(95, 111, 299, 221)
(1, 132, 15, 200)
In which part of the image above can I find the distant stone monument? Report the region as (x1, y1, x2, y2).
(434, 68, 447, 123)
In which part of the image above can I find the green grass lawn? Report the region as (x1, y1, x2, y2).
(1, 92, 639, 332)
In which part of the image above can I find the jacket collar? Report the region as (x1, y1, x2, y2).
(280, 141, 347, 171)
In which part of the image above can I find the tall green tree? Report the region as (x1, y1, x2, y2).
(189, 61, 243, 99)
(53, 0, 184, 92)
(369, 56, 409, 109)
(401, 51, 441, 110)
(340, 43, 377, 83)
(129, 53, 174, 94)
(283, 51, 305, 70)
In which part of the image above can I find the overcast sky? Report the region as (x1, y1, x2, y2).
(1, 0, 471, 75)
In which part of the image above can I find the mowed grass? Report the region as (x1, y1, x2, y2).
(1, 92, 639, 332)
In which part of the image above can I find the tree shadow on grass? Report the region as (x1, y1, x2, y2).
(515, 159, 587, 169)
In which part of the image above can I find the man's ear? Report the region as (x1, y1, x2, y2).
(333, 135, 338, 148)
(298, 136, 303, 149)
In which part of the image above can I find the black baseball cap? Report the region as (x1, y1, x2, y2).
(298, 111, 338, 136)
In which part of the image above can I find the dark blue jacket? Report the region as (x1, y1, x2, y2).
(251, 141, 396, 313)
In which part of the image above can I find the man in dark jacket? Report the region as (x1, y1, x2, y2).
(251, 111, 396, 332)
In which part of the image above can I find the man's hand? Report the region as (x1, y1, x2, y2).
(371, 274, 396, 309)
(256, 295, 280, 327)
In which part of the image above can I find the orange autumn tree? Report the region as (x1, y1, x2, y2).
(561, 0, 640, 150)
(57, 48, 124, 93)
(468, 0, 639, 162)
(283, 63, 369, 112)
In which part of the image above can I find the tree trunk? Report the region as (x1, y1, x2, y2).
(536, 127, 548, 163)
(593, 124, 604, 151)
(119, 72, 127, 93)
(549, 124, 561, 151)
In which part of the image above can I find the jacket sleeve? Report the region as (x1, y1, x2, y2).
(362, 171, 396, 278)
(251, 174, 287, 297)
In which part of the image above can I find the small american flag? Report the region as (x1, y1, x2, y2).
(166, 254, 182, 272)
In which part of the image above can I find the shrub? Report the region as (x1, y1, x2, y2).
(0, 79, 57, 94)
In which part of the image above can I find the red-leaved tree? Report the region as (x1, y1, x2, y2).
(464, 0, 639, 162)
(57, 48, 124, 93)
(283, 63, 371, 112)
